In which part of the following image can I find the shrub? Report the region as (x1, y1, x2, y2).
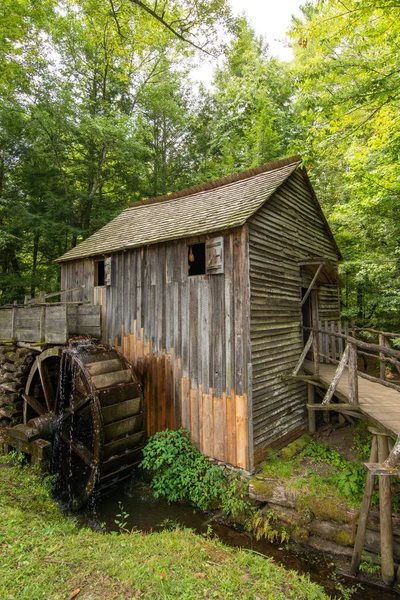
(140, 428, 225, 511)
(140, 428, 253, 518)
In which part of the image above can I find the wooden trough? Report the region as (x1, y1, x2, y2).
(0, 303, 102, 344)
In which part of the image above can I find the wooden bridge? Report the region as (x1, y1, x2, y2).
(293, 322, 400, 587)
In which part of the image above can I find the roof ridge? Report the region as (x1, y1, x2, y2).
(129, 155, 302, 209)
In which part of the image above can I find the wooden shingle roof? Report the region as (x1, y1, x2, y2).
(56, 156, 302, 263)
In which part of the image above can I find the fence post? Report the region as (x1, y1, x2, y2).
(379, 333, 386, 381)
(348, 341, 359, 406)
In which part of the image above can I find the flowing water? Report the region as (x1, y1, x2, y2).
(77, 474, 399, 600)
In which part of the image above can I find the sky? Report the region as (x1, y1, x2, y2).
(228, 0, 304, 61)
(193, 0, 304, 84)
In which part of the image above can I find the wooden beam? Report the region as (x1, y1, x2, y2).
(321, 345, 349, 405)
(377, 433, 394, 587)
(301, 263, 324, 307)
(307, 383, 315, 434)
(292, 332, 314, 376)
(348, 342, 359, 406)
(350, 434, 378, 575)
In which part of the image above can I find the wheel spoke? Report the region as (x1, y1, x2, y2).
(22, 393, 47, 417)
(38, 360, 55, 412)
(61, 432, 96, 468)
(71, 394, 91, 414)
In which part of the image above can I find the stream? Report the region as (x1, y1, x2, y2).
(77, 473, 399, 600)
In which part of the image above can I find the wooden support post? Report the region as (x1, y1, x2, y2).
(307, 383, 316, 434)
(377, 432, 394, 587)
(350, 431, 378, 575)
(311, 292, 319, 377)
(348, 342, 359, 406)
(321, 345, 349, 406)
(379, 333, 387, 381)
(292, 332, 314, 377)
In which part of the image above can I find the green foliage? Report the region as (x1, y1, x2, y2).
(141, 429, 253, 519)
(252, 509, 291, 545)
(289, 1, 400, 331)
(219, 474, 253, 521)
(141, 428, 225, 511)
(114, 501, 130, 533)
(359, 554, 380, 575)
(301, 442, 366, 503)
(352, 421, 372, 461)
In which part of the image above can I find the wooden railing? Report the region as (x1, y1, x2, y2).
(293, 321, 400, 406)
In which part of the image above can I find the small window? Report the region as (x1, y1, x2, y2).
(188, 243, 206, 276)
(94, 257, 112, 286)
(95, 260, 105, 286)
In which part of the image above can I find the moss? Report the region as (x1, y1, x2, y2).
(297, 508, 313, 526)
(280, 435, 312, 459)
(250, 478, 276, 500)
(298, 496, 354, 524)
(294, 526, 310, 543)
(333, 530, 353, 547)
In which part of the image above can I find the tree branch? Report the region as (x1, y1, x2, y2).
(129, 0, 214, 56)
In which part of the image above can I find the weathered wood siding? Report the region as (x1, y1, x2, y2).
(60, 227, 251, 470)
(60, 259, 94, 302)
(248, 169, 340, 460)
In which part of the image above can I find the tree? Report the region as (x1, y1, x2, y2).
(0, 0, 232, 302)
(188, 19, 297, 182)
(289, 1, 400, 330)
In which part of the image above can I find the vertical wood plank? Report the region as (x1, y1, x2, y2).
(226, 390, 237, 466)
(236, 393, 249, 469)
(201, 389, 213, 457)
(190, 388, 199, 448)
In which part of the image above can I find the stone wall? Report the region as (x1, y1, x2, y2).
(0, 344, 37, 429)
(249, 476, 400, 561)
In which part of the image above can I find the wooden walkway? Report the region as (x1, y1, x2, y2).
(303, 360, 400, 439)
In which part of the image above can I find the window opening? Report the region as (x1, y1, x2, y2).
(95, 260, 105, 286)
(188, 243, 206, 276)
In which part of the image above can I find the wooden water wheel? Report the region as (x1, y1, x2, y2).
(10, 340, 145, 509)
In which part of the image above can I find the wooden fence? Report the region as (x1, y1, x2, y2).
(293, 320, 400, 406)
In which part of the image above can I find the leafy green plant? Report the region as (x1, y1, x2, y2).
(359, 554, 380, 575)
(220, 474, 253, 521)
(114, 501, 129, 533)
(352, 421, 372, 461)
(251, 509, 290, 545)
(140, 428, 225, 511)
(141, 429, 253, 518)
(301, 442, 366, 503)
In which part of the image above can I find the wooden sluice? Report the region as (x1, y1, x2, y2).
(292, 323, 400, 587)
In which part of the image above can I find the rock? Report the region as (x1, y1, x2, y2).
(264, 503, 298, 526)
(1, 352, 17, 363)
(1, 363, 17, 373)
(309, 519, 354, 547)
(0, 373, 15, 384)
(307, 535, 353, 557)
(0, 408, 14, 419)
(249, 479, 299, 508)
(0, 382, 20, 393)
(16, 347, 34, 358)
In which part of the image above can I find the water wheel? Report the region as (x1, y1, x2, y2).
(14, 340, 144, 509)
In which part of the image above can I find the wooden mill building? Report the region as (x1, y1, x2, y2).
(56, 156, 341, 471)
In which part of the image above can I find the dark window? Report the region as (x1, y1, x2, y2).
(95, 260, 105, 286)
(188, 243, 206, 276)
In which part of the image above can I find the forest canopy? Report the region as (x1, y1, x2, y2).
(0, 0, 399, 331)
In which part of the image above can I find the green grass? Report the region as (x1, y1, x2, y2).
(0, 458, 329, 600)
